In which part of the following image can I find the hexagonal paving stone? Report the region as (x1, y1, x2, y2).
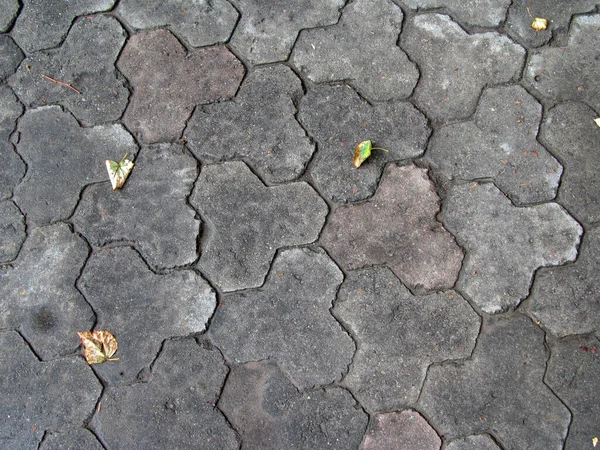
(230, 0, 344, 65)
(185, 65, 314, 184)
(73, 144, 200, 270)
(0, 224, 94, 360)
(191, 161, 327, 292)
(443, 182, 582, 313)
(10, 15, 129, 125)
(322, 164, 463, 292)
(298, 85, 430, 204)
(446, 434, 502, 450)
(403, 13, 525, 122)
(0, 35, 23, 82)
(399, 0, 510, 27)
(419, 315, 571, 450)
(117, 29, 244, 143)
(40, 429, 103, 450)
(0, 201, 25, 263)
(292, 0, 419, 101)
(95, 339, 238, 449)
(211, 247, 354, 389)
(78, 247, 216, 384)
(117, 0, 238, 47)
(219, 361, 368, 449)
(0, 86, 25, 200)
(0, 0, 19, 32)
(334, 267, 479, 411)
(426, 85, 562, 205)
(360, 410, 441, 450)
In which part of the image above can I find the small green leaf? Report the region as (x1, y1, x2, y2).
(353, 140, 389, 168)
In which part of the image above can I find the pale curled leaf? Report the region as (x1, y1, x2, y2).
(106, 153, 134, 191)
(594, 118, 600, 128)
(77, 330, 119, 364)
(531, 17, 548, 31)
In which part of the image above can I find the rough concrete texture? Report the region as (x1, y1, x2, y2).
(211, 247, 354, 389)
(117, 0, 238, 47)
(78, 247, 216, 384)
(191, 161, 327, 292)
(398, 0, 511, 27)
(185, 65, 314, 184)
(334, 267, 479, 411)
(292, 0, 419, 102)
(73, 144, 200, 270)
(230, 0, 344, 65)
(0, 224, 94, 360)
(9, 15, 128, 125)
(13, 106, 138, 226)
(403, 13, 525, 122)
(445, 434, 502, 450)
(0, 331, 102, 450)
(0, 86, 24, 200)
(219, 361, 368, 449)
(39, 429, 103, 450)
(0, 35, 23, 82)
(322, 164, 463, 292)
(360, 410, 441, 450)
(420, 315, 571, 450)
(0, 200, 25, 262)
(0, 0, 19, 32)
(299, 85, 430, 203)
(118, 29, 244, 143)
(95, 338, 239, 449)
(426, 85, 562, 205)
(443, 182, 582, 313)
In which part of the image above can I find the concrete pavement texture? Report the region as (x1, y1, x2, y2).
(0, 0, 599, 449)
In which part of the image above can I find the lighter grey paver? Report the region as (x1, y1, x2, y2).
(360, 410, 441, 450)
(446, 435, 502, 450)
(0, 0, 19, 32)
(211, 247, 354, 389)
(443, 182, 582, 313)
(191, 161, 327, 292)
(403, 13, 525, 122)
(185, 65, 314, 184)
(0, 86, 24, 200)
(419, 315, 570, 450)
(399, 0, 510, 27)
(298, 85, 430, 203)
(292, 0, 418, 101)
(78, 247, 216, 384)
(0, 35, 23, 81)
(426, 85, 562, 205)
(334, 267, 479, 411)
(73, 144, 200, 270)
(0, 201, 25, 263)
(40, 429, 103, 450)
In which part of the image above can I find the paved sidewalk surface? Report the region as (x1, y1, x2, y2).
(1, 1, 599, 449)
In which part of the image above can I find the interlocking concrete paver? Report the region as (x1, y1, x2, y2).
(0, 200, 25, 263)
(334, 267, 479, 411)
(443, 182, 582, 313)
(39, 429, 103, 450)
(322, 164, 463, 291)
(298, 85, 430, 203)
(117, 29, 244, 143)
(219, 360, 368, 449)
(0, 35, 23, 82)
(420, 315, 571, 450)
(445, 434, 502, 450)
(185, 65, 313, 184)
(0, 86, 24, 200)
(292, 0, 418, 102)
(211, 247, 353, 389)
(191, 161, 327, 292)
(10, 15, 128, 125)
(0, 0, 19, 32)
(426, 85, 562, 205)
(360, 410, 441, 450)
(398, 0, 510, 27)
(73, 143, 200, 270)
(78, 247, 216, 384)
(403, 13, 525, 122)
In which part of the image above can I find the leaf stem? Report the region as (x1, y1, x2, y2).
(371, 147, 389, 152)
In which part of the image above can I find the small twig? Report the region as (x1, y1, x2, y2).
(41, 74, 81, 94)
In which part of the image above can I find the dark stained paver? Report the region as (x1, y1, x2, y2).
(40, 429, 103, 450)
(0, 35, 23, 82)
(0, 0, 19, 32)
(445, 434, 502, 450)
(360, 410, 441, 450)
(399, 0, 510, 27)
(0, 86, 24, 200)
(0, 200, 25, 263)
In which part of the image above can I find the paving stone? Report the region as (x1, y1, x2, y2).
(291, 0, 418, 101)
(117, 0, 238, 47)
(334, 267, 479, 411)
(403, 13, 525, 123)
(0, 35, 23, 81)
(73, 144, 200, 270)
(525, 14, 600, 111)
(0, 86, 25, 200)
(13, 106, 137, 226)
(0, 200, 25, 263)
(78, 247, 216, 384)
(211, 247, 354, 389)
(0, 331, 102, 450)
(360, 410, 441, 450)
(322, 164, 463, 291)
(398, 0, 510, 27)
(445, 434, 502, 450)
(426, 85, 562, 206)
(9, 15, 128, 125)
(298, 85, 430, 204)
(419, 315, 570, 450)
(0, 224, 94, 360)
(117, 29, 244, 143)
(185, 65, 313, 184)
(230, 0, 344, 65)
(540, 102, 600, 224)
(191, 161, 327, 292)
(95, 338, 238, 449)
(546, 336, 600, 450)
(219, 360, 367, 449)
(0, 0, 19, 32)
(443, 182, 582, 313)
(40, 428, 103, 450)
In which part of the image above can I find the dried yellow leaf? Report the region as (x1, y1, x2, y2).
(77, 330, 120, 364)
(531, 17, 548, 31)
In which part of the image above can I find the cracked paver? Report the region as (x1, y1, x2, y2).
(399, 0, 511, 27)
(0, 35, 23, 82)
(39, 429, 103, 450)
(0, 200, 25, 263)
(0, 86, 24, 200)
(446, 435, 502, 450)
(360, 410, 441, 450)
(0, 0, 19, 32)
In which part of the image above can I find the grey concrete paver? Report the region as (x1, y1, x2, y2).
(0, 85, 24, 200)
(0, 0, 19, 32)
(0, 35, 23, 82)
(0, 200, 25, 262)
(445, 435, 502, 450)
(398, 0, 511, 28)
(360, 410, 441, 450)
(39, 429, 103, 450)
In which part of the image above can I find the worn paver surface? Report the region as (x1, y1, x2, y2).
(1, 1, 598, 449)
